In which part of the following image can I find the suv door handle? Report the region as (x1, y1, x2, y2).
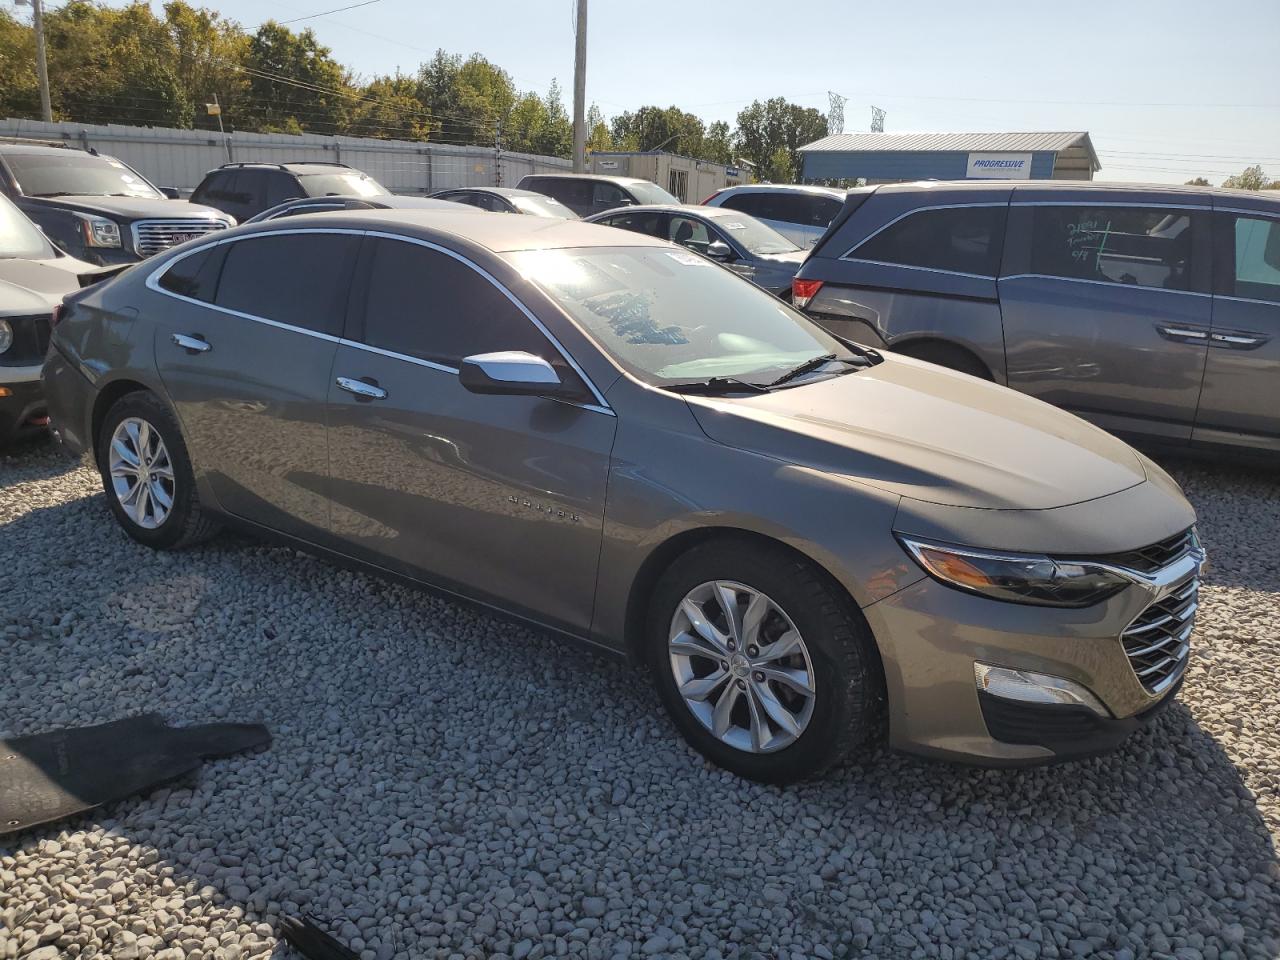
(1155, 324, 1209, 343)
(336, 376, 387, 400)
(172, 333, 211, 353)
(1210, 331, 1269, 349)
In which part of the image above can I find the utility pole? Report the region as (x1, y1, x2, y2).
(571, 0, 588, 173)
(206, 94, 231, 163)
(21, 0, 53, 122)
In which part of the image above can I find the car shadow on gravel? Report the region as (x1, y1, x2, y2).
(3, 461, 1279, 959)
(0, 434, 85, 484)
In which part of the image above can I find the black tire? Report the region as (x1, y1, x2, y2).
(647, 539, 884, 784)
(894, 341, 993, 380)
(96, 390, 219, 550)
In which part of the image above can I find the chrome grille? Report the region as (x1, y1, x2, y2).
(1122, 575, 1198, 695)
(1069, 528, 1197, 575)
(131, 219, 228, 257)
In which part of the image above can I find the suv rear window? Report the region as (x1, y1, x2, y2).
(1028, 206, 1192, 291)
(850, 205, 1007, 277)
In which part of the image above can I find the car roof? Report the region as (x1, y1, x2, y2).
(522, 173, 651, 187)
(873, 179, 1280, 208)
(0, 143, 107, 159)
(443, 187, 555, 198)
(252, 208, 671, 252)
(718, 184, 847, 198)
(590, 204, 752, 220)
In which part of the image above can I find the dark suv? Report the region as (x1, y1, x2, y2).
(516, 174, 678, 217)
(0, 143, 232, 265)
(191, 161, 390, 222)
(793, 180, 1280, 458)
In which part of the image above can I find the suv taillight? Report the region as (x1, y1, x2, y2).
(50, 303, 65, 328)
(791, 279, 823, 309)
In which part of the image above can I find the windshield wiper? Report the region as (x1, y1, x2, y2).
(31, 191, 85, 198)
(665, 376, 771, 396)
(769, 352, 874, 388)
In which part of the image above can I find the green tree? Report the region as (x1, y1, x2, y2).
(703, 121, 734, 165)
(163, 1, 248, 131)
(1222, 165, 1270, 191)
(1184, 177, 1211, 186)
(585, 103, 611, 155)
(350, 73, 427, 140)
(610, 105, 704, 156)
(241, 21, 353, 133)
(735, 98, 827, 182)
(0, 10, 39, 119)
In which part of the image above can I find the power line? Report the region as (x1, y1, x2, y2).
(280, 0, 383, 24)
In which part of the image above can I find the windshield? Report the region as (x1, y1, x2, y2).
(507, 246, 856, 386)
(710, 213, 801, 256)
(510, 194, 576, 219)
(0, 193, 57, 259)
(300, 172, 389, 198)
(625, 181, 680, 205)
(7, 152, 163, 199)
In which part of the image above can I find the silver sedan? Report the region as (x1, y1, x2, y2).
(585, 204, 806, 298)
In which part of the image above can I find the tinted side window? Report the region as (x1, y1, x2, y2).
(1229, 215, 1280, 304)
(593, 182, 627, 208)
(158, 244, 225, 301)
(192, 170, 232, 203)
(599, 212, 664, 237)
(263, 171, 303, 207)
(853, 206, 1007, 277)
(360, 238, 550, 367)
(215, 233, 360, 335)
(720, 193, 767, 218)
(1028, 205, 1192, 290)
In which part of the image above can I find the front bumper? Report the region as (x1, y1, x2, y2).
(0, 367, 49, 443)
(862, 548, 1201, 765)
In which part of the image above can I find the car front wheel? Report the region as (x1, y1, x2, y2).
(648, 540, 883, 784)
(97, 391, 219, 549)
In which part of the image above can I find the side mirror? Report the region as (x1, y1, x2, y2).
(160, 186, 182, 200)
(459, 351, 579, 398)
(705, 239, 735, 261)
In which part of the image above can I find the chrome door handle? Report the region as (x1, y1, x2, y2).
(1155, 325, 1209, 343)
(172, 333, 211, 353)
(1210, 332, 1268, 349)
(336, 376, 387, 400)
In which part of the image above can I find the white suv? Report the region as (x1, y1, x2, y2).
(702, 184, 846, 248)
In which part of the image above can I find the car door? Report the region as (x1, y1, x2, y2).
(151, 229, 361, 540)
(1193, 207, 1280, 452)
(665, 213, 758, 284)
(998, 196, 1212, 442)
(324, 234, 617, 635)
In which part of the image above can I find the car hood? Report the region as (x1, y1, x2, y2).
(0, 256, 94, 312)
(24, 195, 229, 221)
(683, 354, 1147, 510)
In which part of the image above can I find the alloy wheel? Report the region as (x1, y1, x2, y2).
(108, 417, 175, 530)
(668, 580, 816, 754)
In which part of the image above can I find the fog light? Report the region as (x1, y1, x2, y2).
(974, 663, 1109, 716)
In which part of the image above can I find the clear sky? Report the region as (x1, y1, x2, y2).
(114, 0, 1279, 184)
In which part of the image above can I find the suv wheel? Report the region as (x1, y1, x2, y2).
(97, 391, 219, 549)
(648, 540, 883, 783)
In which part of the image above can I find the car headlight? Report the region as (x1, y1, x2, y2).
(0, 318, 12, 355)
(76, 214, 122, 248)
(898, 536, 1129, 608)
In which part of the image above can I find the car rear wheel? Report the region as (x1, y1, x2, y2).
(97, 391, 219, 549)
(648, 540, 883, 783)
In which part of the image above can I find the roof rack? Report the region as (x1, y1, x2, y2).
(0, 136, 73, 150)
(216, 160, 353, 171)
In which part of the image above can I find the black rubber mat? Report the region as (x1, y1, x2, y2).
(279, 915, 360, 960)
(0, 713, 270, 837)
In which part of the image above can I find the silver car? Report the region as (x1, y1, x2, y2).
(703, 184, 846, 248)
(585, 204, 806, 297)
(43, 210, 1201, 783)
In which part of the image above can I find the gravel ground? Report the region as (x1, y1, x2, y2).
(1, 436, 1278, 960)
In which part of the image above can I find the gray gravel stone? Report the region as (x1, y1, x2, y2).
(1, 441, 1279, 960)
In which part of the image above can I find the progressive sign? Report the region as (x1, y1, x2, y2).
(966, 152, 1033, 180)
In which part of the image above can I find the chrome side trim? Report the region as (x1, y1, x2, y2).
(1213, 206, 1280, 219)
(1011, 200, 1212, 211)
(338, 338, 457, 375)
(1001, 273, 1213, 299)
(836, 258, 997, 282)
(1215, 293, 1280, 307)
(840, 201, 1009, 265)
(0, 363, 42, 384)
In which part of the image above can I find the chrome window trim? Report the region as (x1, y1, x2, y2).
(1215, 206, 1280, 219)
(840, 202, 1010, 270)
(362, 230, 614, 416)
(1011, 200, 1212, 211)
(1000, 273, 1212, 298)
(145, 226, 615, 417)
(842, 257, 996, 282)
(1215, 293, 1280, 307)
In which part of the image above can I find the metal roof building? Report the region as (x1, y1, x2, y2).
(798, 131, 1100, 183)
